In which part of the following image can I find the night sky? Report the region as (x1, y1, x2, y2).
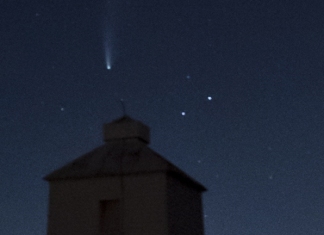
(1, 0, 324, 234)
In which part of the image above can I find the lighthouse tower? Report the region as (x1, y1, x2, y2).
(44, 116, 206, 235)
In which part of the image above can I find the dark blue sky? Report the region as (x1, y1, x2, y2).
(1, 0, 324, 234)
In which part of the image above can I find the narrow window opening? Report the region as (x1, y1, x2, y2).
(99, 200, 121, 235)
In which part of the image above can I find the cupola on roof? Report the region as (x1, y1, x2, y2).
(103, 115, 150, 143)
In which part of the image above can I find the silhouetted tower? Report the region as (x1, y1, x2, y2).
(44, 116, 206, 235)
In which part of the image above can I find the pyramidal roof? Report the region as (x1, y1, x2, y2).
(44, 116, 206, 192)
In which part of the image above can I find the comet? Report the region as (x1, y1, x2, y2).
(104, 35, 112, 70)
(103, 1, 115, 70)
